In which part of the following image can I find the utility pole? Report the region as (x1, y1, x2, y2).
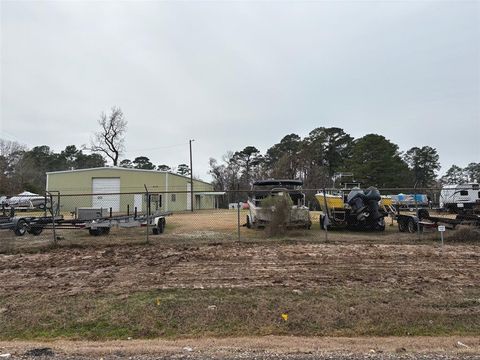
(189, 139, 194, 212)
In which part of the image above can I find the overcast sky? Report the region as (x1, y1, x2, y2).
(1, 0, 479, 181)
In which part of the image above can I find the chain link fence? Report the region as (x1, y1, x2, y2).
(1, 187, 478, 252)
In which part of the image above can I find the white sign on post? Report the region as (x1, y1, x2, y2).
(438, 225, 445, 247)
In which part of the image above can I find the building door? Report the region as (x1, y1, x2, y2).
(134, 194, 143, 212)
(186, 183, 192, 211)
(92, 178, 120, 212)
(195, 194, 201, 209)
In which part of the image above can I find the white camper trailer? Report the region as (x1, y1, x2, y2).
(440, 183, 480, 212)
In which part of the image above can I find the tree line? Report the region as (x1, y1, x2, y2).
(2, 106, 478, 196)
(209, 127, 480, 193)
(0, 142, 105, 194)
(0, 139, 192, 195)
(0, 107, 193, 194)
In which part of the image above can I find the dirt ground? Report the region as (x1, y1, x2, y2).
(1, 240, 479, 294)
(1, 336, 480, 359)
(1, 210, 479, 356)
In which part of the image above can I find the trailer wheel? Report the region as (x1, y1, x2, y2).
(14, 219, 28, 236)
(375, 218, 385, 231)
(152, 218, 165, 235)
(418, 209, 430, 220)
(320, 215, 326, 230)
(27, 226, 43, 236)
(89, 228, 102, 236)
(398, 219, 407, 232)
(407, 218, 417, 233)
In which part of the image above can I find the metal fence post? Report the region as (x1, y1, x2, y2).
(413, 186, 421, 239)
(46, 191, 57, 246)
(237, 201, 241, 241)
(144, 184, 150, 244)
(236, 186, 242, 241)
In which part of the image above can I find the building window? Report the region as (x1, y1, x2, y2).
(171, 194, 176, 202)
(460, 190, 468, 196)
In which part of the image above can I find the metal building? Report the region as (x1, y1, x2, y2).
(46, 167, 220, 213)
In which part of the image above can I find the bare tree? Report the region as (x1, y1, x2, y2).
(90, 107, 127, 166)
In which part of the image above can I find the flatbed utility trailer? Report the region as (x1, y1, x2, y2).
(0, 207, 170, 237)
(72, 211, 170, 236)
(0, 207, 59, 236)
(0, 213, 32, 236)
(395, 209, 480, 233)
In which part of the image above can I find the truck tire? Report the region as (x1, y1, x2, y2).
(14, 219, 27, 236)
(398, 218, 407, 232)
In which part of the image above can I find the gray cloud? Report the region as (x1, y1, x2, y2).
(1, 1, 479, 179)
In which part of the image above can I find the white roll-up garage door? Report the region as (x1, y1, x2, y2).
(92, 178, 120, 212)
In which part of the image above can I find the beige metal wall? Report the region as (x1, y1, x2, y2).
(46, 168, 215, 213)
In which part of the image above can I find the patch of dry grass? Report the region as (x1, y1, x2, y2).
(1, 287, 479, 340)
(446, 226, 480, 243)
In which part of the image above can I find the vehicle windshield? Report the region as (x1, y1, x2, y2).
(252, 180, 302, 191)
(250, 180, 305, 207)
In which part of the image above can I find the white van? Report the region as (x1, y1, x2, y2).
(440, 183, 480, 212)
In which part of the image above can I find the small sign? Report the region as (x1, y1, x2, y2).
(438, 225, 446, 232)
